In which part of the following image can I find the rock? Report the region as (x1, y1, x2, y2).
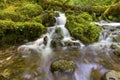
(50, 59, 76, 73)
(113, 36, 120, 42)
(110, 44, 120, 49)
(110, 44, 120, 57)
(103, 70, 120, 80)
(90, 69, 102, 80)
(51, 39, 63, 48)
(113, 49, 120, 57)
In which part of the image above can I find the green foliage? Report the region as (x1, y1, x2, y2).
(17, 3, 43, 17)
(0, 20, 46, 45)
(66, 12, 101, 44)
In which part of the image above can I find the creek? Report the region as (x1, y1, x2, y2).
(1, 11, 120, 80)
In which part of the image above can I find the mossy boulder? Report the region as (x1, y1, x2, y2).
(66, 12, 101, 44)
(17, 3, 43, 17)
(113, 49, 120, 57)
(0, 10, 25, 22)
(50, 59, 76, 73)
(0, 20, 46, 45)
(41, 11, 55, 27)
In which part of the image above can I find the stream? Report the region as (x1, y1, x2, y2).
(0, 12, 120, 80)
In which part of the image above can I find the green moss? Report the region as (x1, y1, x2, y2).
(0, 10, 25, 22)
(66, 12, 101, 44)
(33, 15, 42, 23)
(17, 3, 43, 17)
(50, 60, 76, 73)
(0, 20, 46, 45)
(41, 11, 55, 27)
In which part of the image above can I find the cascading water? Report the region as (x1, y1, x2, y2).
(17, 11, 120, 80)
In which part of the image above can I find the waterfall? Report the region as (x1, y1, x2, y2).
(18, 11, 85, 59)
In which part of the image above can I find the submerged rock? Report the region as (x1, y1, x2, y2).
(113, 36, 120, 42)
(90, 69, 102, 80)
(50, 59, 76, 73)
(110, 44, 120, 57)
(103, 70, 120, 80)
(113, 49, 120, 57)
(110, 44, 119, 49)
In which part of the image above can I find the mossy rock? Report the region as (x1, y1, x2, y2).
(66, 12, 101, 44)
(0, 20, 46, 45)
(0, 10, 25, 22)
(50, 59, 76, 73)
(17, 3, 43, 17)
(41, 11, 55, 27)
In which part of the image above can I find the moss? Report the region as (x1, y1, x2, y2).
(0, 10, 25, 22)
(33, 15, 42, 23)
(41, 11, 55, 27)
(50, 59, 76, 73)
(0, 20, 46, 45)
(66, 12, 101, 44)
(17, 3, 43, 17)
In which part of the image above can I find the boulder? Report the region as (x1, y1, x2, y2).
(50, 59, 76, 73)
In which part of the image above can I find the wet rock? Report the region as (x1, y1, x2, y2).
(110, 44, 120, 57)
(113, 36, 120, 42)
(90, 69, 102, 80)
(110, 44, 120, 49)
(113, 49, 120, 57)
(50, 59, 76, 73)
(51, 39, 63, 48)
(103, 70, 120, 80)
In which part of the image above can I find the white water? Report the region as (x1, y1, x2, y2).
(75, 63, 108, 80)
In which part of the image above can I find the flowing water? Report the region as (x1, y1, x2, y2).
(1, 12, 120, 80)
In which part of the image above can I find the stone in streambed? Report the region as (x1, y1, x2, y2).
(103, 70, 120, 80)
(50, 59, 76, 73)
(113, 36, 120, 42)
(110, 44, 120, 57)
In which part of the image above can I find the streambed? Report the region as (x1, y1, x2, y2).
(0, 46, 120, 80)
